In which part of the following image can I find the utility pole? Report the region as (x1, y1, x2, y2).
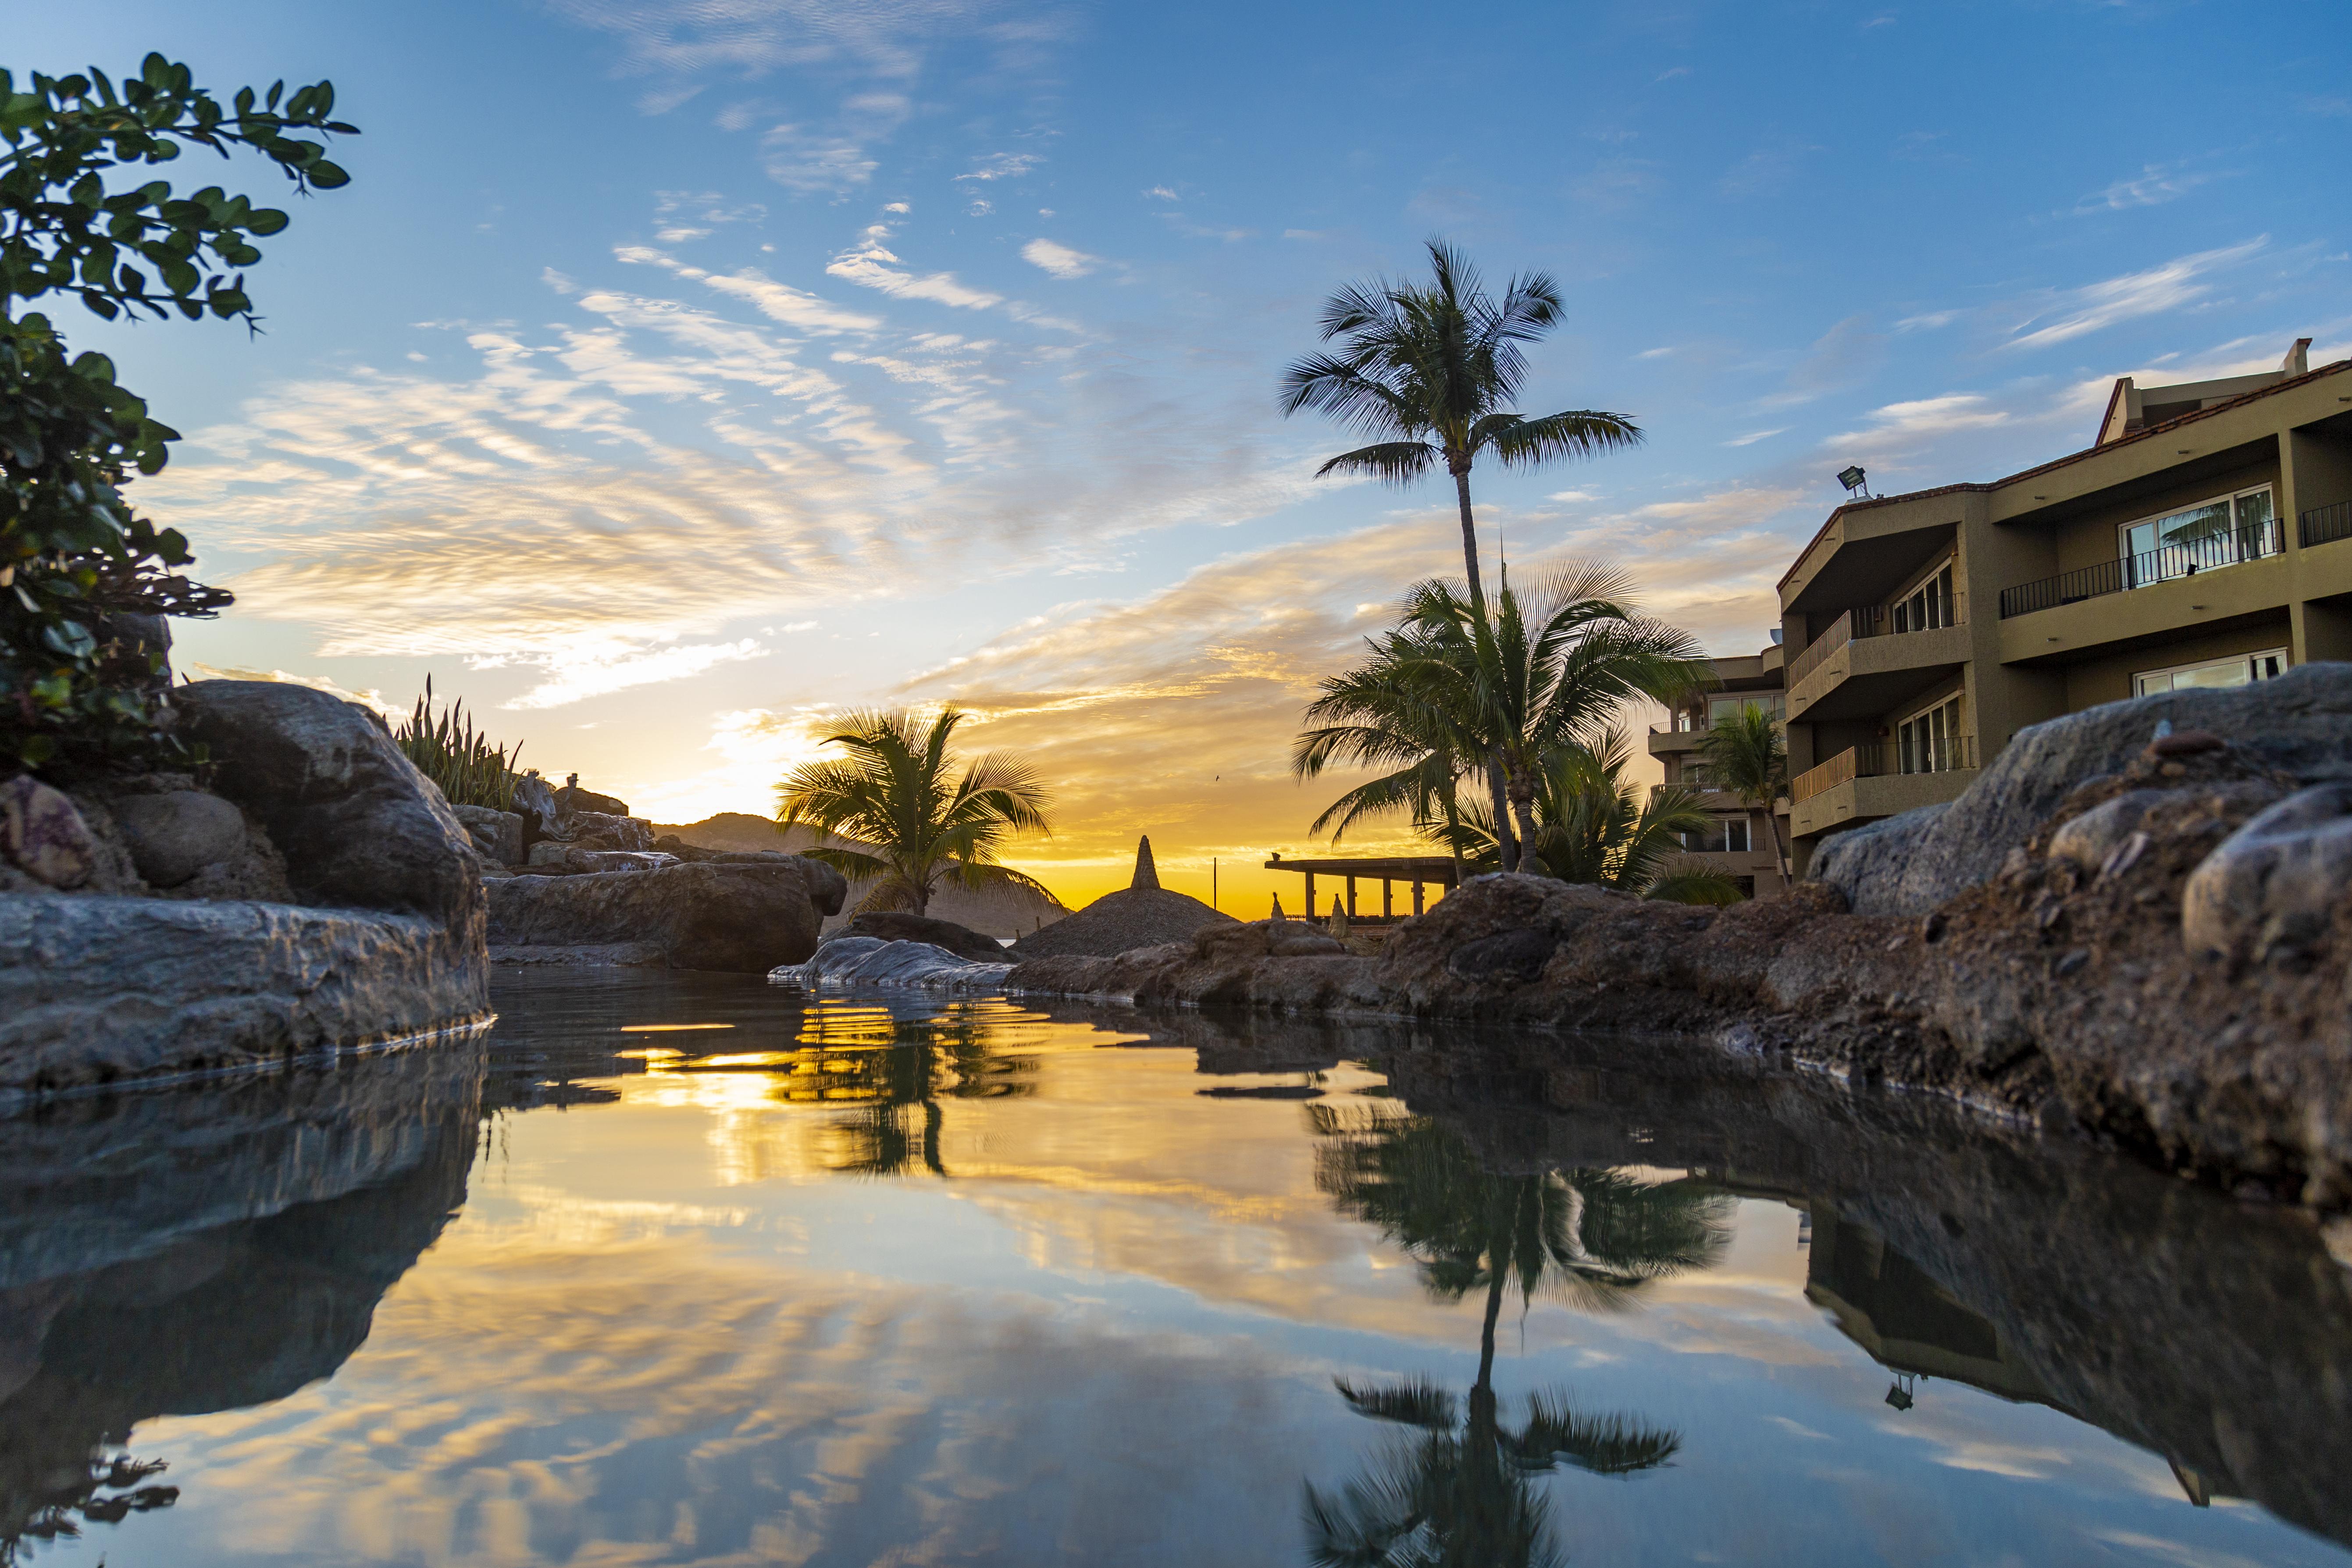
(1212, 857, 1219, 910)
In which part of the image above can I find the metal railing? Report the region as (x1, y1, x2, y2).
(1998, 517, 2283, 619)
(1789, 736, 1978, 805)
(2303, 501, 2352, 549)
(1787, 593, 1958, 690)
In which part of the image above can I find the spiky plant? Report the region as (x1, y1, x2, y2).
(394, 677, 522, 811)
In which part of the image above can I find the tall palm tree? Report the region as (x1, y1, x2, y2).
(1429, 733, 1743, 905)
(1408, 566, 1707, 871)
(775, 707, 1052, 918)
(1280, 239, 1644, 608)
(1296, 566, 1707, 874)
(1301, 1108, 1729, 1566)
(1695, 705, 1790, 885)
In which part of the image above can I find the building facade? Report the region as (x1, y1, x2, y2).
(1776, 339, 2352, 875)
(1647, 637, 1791, 897)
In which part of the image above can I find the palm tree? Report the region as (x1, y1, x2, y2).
(1297, 566, 1707, 875)
(1279, 239, 1644, 608)
(1695, 705, 1790, 885)
(1300, 1108, 1729, 1566)
(775, 707, 1053, 917)
(1429, 733, 1743, 905)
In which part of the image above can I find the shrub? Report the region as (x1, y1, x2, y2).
(394, 679, 522, 811)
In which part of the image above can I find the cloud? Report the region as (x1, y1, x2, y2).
(1718, 143, 1819, 200)
(1021, 238, 1098, 278)
(829, 224, 1005, 310)
(1637, 346, 1676, 360)
(617, 243, 885, 333)
(1724, 428, 1788, 447)
(957, 152, 1041, 182)
(1144, 185, 1180, 201)
(485, 637, 770, 710)
(2073, 162, 2224, 214)
(1822, 392, 2010, 457)
(1655, 66, 1690, 81)
(2001, 237, 2267, 351)
(1753, 314, 1886, 407)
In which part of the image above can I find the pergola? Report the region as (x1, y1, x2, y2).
(1262, 855, 1460, 926)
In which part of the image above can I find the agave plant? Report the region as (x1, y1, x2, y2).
(394, 677, 524, 811)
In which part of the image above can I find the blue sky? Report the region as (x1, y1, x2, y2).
(15, 0, 2350, 901)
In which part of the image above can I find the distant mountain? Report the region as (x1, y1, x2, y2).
(653, 812, 1071, 939)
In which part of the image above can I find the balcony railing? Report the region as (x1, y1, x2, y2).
(1787, 593, 1958, 689)
(1997, 517, 2283, 619)
(1789, 736, 1978, 805)
(2303, 501, 2352, 549)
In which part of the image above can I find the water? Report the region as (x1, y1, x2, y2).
(4, 970, 2349, 1567)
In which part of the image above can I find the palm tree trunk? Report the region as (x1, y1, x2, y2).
(1486, 759, 1518, 873)
(1765, 804, 1793, 887)
(1453, 467, 1485, 608)
(1507, 767, 1543, 877)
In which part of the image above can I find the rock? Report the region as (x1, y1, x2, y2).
(175, 681, 483, 928)
(556, 782, 629, 818)
(2181, 784, 2352, 965)
(510, 774, 561, 842)
(486, 859, 833, 972)
(559, 811, 653, 852)
(110, 790, 248, 888)
(772, 936, 1014, 992)
(1815, 663, 2352, 916)
(826, 910, 1007, 962)
(1446, 926, 1561, 983)
(0, 896, 488, 1091)
(2045, 790, 2174, 876)
(524, 842, 676, 874)
(0, 776, 96, 889)
(450, 805, 524, 867)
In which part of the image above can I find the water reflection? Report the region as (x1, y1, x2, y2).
(0, 1044, 481, 1561)
(1304, 1109, 1713, 1566)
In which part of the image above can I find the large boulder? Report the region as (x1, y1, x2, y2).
(772, 935, 1014, 992)
(175, 681, 482, 926)
(0, 680, 490, 1091)
(486, 859, 834, 972)
(450, 805, 524, 867)
(828, 910, 1006, 962)
(1816, 663, 2352, 916)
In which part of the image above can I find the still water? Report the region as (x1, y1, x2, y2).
(4, 970, 2350, 1567)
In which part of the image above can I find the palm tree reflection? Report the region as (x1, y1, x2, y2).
(795, 1002, 1038, 1179)
(1303, 1107, 1732, 1566)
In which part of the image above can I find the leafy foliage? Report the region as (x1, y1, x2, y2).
(1695, 703, 1791, 882)
(394, 678, 523, 811)
(1429, 732, 1743, 905)
(775, 707, 1054, 917)
(1280, 239, 1642, 606)
(1295, 565, 1710, 876)
(0, 54, 356, 770)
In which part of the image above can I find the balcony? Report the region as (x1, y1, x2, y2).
(1789, 738, 1980, 839)
(1786, 604, 1971, 723)
(2303, 501, 2352, 549)
(1998, 517, 2282, 619)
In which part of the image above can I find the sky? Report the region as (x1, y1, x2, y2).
(13, 0, 2352, 909)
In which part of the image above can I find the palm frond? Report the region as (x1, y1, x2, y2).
(1315, 440, 1441, 483)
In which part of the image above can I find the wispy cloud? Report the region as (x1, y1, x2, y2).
(484, 637, 769, 710)
(1724, 428, 1787, 447)
(1021, 238, 1098, 278)
(958, 152, 1042, 182)
(2073, 161, 2224, 214)
(829, 223, 1005, 310)
(2002, 237, 2267, 350)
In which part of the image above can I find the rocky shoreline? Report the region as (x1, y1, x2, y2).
(1005, 670, 2352, 1210)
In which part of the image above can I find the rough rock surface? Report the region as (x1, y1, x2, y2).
(771, 935, 1013, 992)
(559, 810, 654, 852)
(487, 859, 834, 972)
(827, 910, 1007, 962)
(1010, 835, 1236, 958)
(451, 805, 524, 867)
(0, 776, 98, 888)
(0, 680, 490, 1091)
(1817, 663, 2352, 916)
(1011, 674, 2352, 1209)
(524, 842, 677, 874)
(177, 681, 484, 927)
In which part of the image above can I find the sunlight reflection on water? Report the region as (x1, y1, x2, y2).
(4, 969, 2347, 1568)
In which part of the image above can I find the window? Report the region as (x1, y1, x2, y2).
(1897, 695, 1964, 774)
(2133, 648, 2288, 697)
(1707, 693, 1785, 727)
(1680, 816, 1751, 854)
(1892, 564, 1955, 633)
(2120, 486, 2278, 585)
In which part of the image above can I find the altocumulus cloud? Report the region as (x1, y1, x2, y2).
(1021, 237, 1099, 278)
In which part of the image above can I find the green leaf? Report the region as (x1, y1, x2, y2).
(244, 207, 289, 235)
(306, 160, 350, 189)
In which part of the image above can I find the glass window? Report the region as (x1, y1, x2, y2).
(2120, 487, 2278, 585)
(1897, 696, 1964, 774)
(1892, 564, 1954, 633)
(1707, 693, 1784, 727)
(2133, 648, 2288, 697)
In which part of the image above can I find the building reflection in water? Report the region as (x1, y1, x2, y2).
(1299, 1108, 1726, 1567)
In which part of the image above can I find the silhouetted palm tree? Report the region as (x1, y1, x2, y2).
(1280, 239, 1643, 608)
(776, 707, 1052, 916)
(1301, 1108, 1728, 1565)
